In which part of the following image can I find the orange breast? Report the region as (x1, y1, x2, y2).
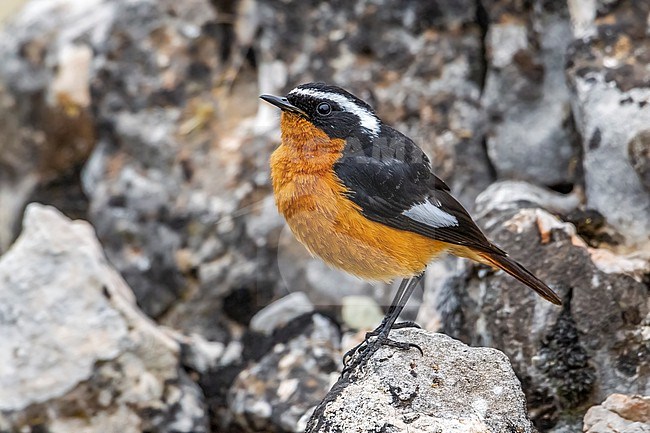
(270, 113, 448, 281)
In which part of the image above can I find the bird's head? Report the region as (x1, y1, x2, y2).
(260, 82, 381, 143)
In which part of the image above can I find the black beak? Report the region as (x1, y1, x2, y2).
(260, 94, 307, 116)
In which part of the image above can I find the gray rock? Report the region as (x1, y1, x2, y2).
(583, 394, 650, 433)
(482, 0, 580, 187)
(417, 180, 584, 330)
(474, 180, 581, 217)
(565, 0, 650, 245)
(628, 130, 650, 192)
(0, 0, 98, 252)
(415, 257, 464, 332)
(86, 145, 186, 317)
(306, 329, 535, 433)
(228, 313, 341, 432)
(80, 0, 219, 319)
(0, 0, 276, 334)
(0, 0, 222, 319)
(250, 291, 315, 335)
(0, 204, 208, 433)
(175, 332, 226, 374)
(341, 295, 384, 331)
(436, 191, 649, 430)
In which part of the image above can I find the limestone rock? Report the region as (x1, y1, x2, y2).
(436, 186, 649, 430)
(628, 129, 650, 192)
(565, 0, 650, 245)
(482, 0, 580, 187)
(474, 180, 581, 217)
(584, 394, 650, 433)
(249, 291, 315, 335)
(80, 0, 220, 319)
(0, 204, 208, 433)
(341, 295, 385, 331)
(228, 313, 341, 432)
(306, 329, 535, 433)
(0, 0, 98, 252)
(0, 0, 226, 320)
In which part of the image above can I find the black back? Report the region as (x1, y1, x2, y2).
(286, 82, 505, 255)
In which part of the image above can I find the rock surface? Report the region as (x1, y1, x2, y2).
(79, 0, 221, 319)
(306, 329, 535, 433)
(482, 0, 579, 187)
(566, 0, 650, 244)
(0, 0, 97, 252)
(583, 394, 650, 433)
(436, 183, 649, 431)
(249, 291, 315, 335)
(0, 204, 207, 433)
(228, 313, 340, 432)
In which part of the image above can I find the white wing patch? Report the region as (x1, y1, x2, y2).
(289, 87, 381, 136)
(403, 201, 459, 228)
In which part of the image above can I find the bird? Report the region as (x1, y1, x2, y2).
(260, 82, 562, 369)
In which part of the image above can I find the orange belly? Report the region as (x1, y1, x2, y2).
(270, 118, 448, 281)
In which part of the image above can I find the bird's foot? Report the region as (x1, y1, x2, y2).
(376, 321, 421, 332)
(342, 324, 423, 374)
(343, 321, 423, 364)
(358, 321, 421, 343)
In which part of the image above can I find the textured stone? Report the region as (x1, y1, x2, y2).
(584, 394, 650, 433)
(249, 291, 314, 335)
(436, 188, 649, 431)
(0, 204, 207, 433)
(228, 313, 341, 432)
(628, 129, 650, 192)
(474, 180, 581, 217)
(80, 0, 220, 319)
(600, 394, 650, 424)
(306, 329, 535, 433)
(341, 295, 384, 331)
(176, 332, 226, 374)
(419, 181, 581, 334)
(566, 0, 650, 245)
(482, 0, 580, 187)
(0, 0, 98, 251)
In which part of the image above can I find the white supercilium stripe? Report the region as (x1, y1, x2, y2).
(289, 88, 381, 136)
(403, 201, 459, 228)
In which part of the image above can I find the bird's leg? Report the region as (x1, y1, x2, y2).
(368, 274, 424, 351)
(343, 277, 411, 364)
(362, 293, 422, 341)
(343, 274, 424, 372)
(365, 321, 421, 338)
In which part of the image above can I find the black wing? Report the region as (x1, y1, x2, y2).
(334, 126, 503, 255)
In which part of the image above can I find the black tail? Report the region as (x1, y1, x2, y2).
(479, 252, 562, 305)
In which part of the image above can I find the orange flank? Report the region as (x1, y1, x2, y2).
(271, 112, 449, 281)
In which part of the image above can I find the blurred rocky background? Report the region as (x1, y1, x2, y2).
(0, 0, 648, 432)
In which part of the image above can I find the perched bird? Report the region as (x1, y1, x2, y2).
(260, 83, 561, 367)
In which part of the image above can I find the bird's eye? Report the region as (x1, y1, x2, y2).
(316, 102, 332, 116)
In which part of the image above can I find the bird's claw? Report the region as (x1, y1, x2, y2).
(362, 321, 421, 340)
(381, 339, 423, 356)
(342, 331, 423, 374)
(390, 321, 422, 330)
